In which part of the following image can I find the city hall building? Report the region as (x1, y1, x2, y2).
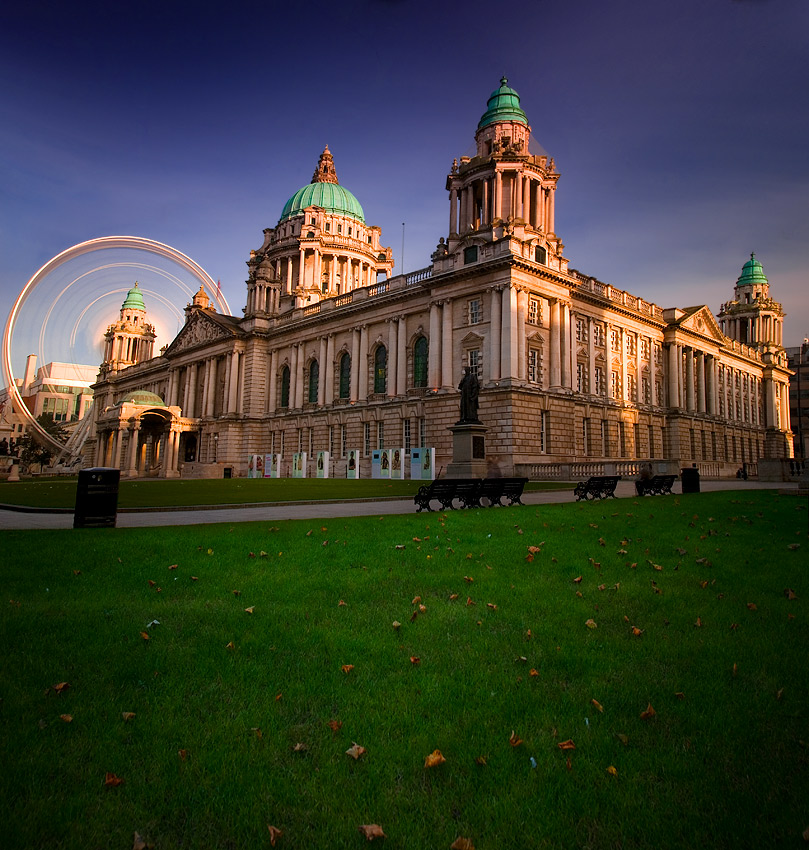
(86, 79, 793, 480)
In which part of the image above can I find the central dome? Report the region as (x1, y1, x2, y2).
(279, 146, 365, 223)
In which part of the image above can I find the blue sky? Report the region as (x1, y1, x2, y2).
(2, 0, 807, 380)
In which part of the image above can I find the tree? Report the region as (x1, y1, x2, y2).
(17, 413, 67, 470)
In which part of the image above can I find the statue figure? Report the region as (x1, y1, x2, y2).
(458, 366, 481, 424)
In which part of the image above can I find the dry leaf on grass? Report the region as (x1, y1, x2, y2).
(267, 825, 283, 846)
(341, 664, 354, 674)
(104, 772, 124, 787)
(424, 749, 446, 768)
(591, 698, 604, 713)
(557, 739, 576, 750)
(450, 838, 475, 850)
(640, 703, 656, 720)
(585, 619, 597, 629)
(509, 730, 523, 747)
(346, 742, 367, 760)
(122, 712, 136, 722)
(59, 714, 73, 723)
(358, 824, 386, 841)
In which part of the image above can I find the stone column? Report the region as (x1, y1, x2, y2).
(706, 355, 716, 415)
(286, 257, 293, 294)
(350, 329, 361, 401)
(650, 342, 658, 406)
(549, 300, 561, 388)
(667, 344, 679, 408)
(318, 337, 328, 405)
(289, 344, 298, 409)
(441, 300, 453, 388)
(685, 347, 695, 411)
(696, 352, 706, 413)
(298, 247, 306, 289)
(428, 303, 441, 388)
(548, 186, 556, 233)
(358, 327, 368, 401)
(765, 379, 777, 427)
(635, 337, 642, 403)
(449, 186, 458, 234)
(186, 364, 198, 418)
(387, 319, 398, 397)
(324, 335, 335, 405)
(208, 357, 219, 418)
(515, 170, 523, 220)
(268, 349, 278, 412)
(228, 350, 240, 413)
(314, 249, 322, 291)
(489, 288, 501, 381)
(127, 422, 140, 476)
(517, 290, 526, 381)
(500, 286, 518, 381)
(481, 179, 490, 226)
(588, 318, 596, 396)
(561, 304, 571, 390)
(494, 171, 502, 220)
(397, 317, 406, 395)
(296, 343, 305, 408)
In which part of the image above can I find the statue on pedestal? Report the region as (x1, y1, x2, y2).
(458, 366, 481, 424)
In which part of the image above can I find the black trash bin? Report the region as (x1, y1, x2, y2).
(74, 467, 120, 528)
(680, 466, 700, 494)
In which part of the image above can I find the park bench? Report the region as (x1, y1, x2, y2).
(635, 474, 677, 496)
(573, 475, 622, 501)
(478, 477, 528, 507)
(414, 477, 529, 511)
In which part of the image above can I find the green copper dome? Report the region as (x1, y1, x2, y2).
(478, 77, 529, 129)
(119, 390, 165, 406)
(736, 253, 768, 287)
(121, 282, 146, 311)
(279, 146, 365, 224)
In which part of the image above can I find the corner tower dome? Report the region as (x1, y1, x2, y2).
(477, 77, 529, 129)
(121, 282, 146, 311)
(279, 146, 365, 223)
(736, 252, 769, 288)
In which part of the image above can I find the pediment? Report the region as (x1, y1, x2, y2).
(675, 306, 726, 343)
(165, 312, 235, 356)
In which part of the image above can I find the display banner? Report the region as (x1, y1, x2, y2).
(268, 454, 281, 478)
(247, 454, 264, 478)
(410, 447, 436, 480)
(292, 451, 307, 478)
(316, 450, 330, 478)
(390, 448, 404, 479)
(346, 449, 361, 479)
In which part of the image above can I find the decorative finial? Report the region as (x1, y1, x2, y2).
(500, 76, 508, 87)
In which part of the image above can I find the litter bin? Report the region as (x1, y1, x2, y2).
(74, 467, 120, 528)
(680, 466, 700, 494)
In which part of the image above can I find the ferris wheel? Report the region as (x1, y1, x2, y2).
(2, 236, 232, 458)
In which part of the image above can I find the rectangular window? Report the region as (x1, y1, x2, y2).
(341, 424, 347, 458)
(595, 367, 604, 396)
(468, 349, 482, 379)
(528, 298, 540, 325)
(281, 431, 285, 458)
(701, 430, 707, 459)
(600, 420, 608, 456)
(297, 428, 303, 453)
(583, 417, 591, 456)
(640, 337, 649, 359)
(377, 421, 385, 450)
(655, 380, 662, 406)
(419, 418, 427, 448)
(364, 422, 370, 456)
(404, 419, 411, 453)
(711, 431, 717, 461)
(329, 425, 335, 456)
(634, 423, 641, 458)
(610, 329, 620, 352)
(539, 410, 549, 453)
(463, 245, 479, 264)
(468, 298, 482, 324)
(528, 349, 540, 383)
(308, 428, 313, 456)
(648, 424, 655, 458)
(690, 428, 696, 459)
(576, 362, 587, 393)
(611, 370, 620, 399)
(619, 421, 626, 457)
(575, 318, 585, 342)
(627, 374, 637, 401)
(625, 334, 636, 357)
(593, 324, 604, 347)
(642, 376, 650, 404)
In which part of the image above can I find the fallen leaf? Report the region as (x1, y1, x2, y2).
(267, 824, 283, 846)
(225, 641, 235, 650)
(291, 742, 308, 753)
(244, 606, 255, 614)
(410, 656, 421, 665)
(785, 588, 798, 600)
(392, 620, 401, 630)
(466, 597, 475, 606)
(338, 600, 346, 607)
(529, 669, 539, 677)
(606, 765, 618, 776)
(51, 682, 70, 694)
(327, 719, 342, 734)
(450, 838, 475, 850)
(412, 596, 422, 605)
(147, 580, 156, 587)
(168, 564, 178, 571)
(732, 662, 738, 677)
(486, 603, 497, 610)
(694, 617, 702, 628)
(616, 733, 629, 746)
(251, 727, 263, 739)
(425, 749, 446, 768)
(509, 730, 523, 747)
(178, 749, 188, 761)
(419, 604, 427, 613)
(557, 739, 576, 750)
(747, 602, 757, 611)
(191, 576, 199, 581)
(358, 824, 386, 841)
(346, 742, 367, 760)
(675, 692, 685, 700)
(527, 545, 542, 555)
(475, 756, 487, 766)
(341, 664, 354, 674)
(585, 619, 597, 629)
(104, 772, 124, 787)
(464, 576, 474, 583)
(122, 712, 136, 722)
(777, 688, 784, 701)
(640, 703, 656, 720)
(591, 698, 604, 713)
(133, 832, 146, 850)
(232, 590, 241, 597)
(573, 576, 582, 584)
(140, 632, 150, 641)
(787, 543, 800, 550)
(449, 593, 459, 601)
(632, 626, 644, 637)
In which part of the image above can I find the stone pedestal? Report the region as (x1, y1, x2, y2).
(446, 422, 488, 479)
(7, 463, 20, 482)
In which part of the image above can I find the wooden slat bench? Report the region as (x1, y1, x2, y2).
(414, 477, 528, 511)
(635, 474, 677, 496)
(573, 475, 622, 501)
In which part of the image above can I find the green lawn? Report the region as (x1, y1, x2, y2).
(1, 491, 807, 849)
(0, 477, 571, 510)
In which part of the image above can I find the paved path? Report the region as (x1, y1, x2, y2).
(0, 479, 797, 530)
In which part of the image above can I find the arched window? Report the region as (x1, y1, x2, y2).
(280, 365, 290, 408)
(413, 336, 428, 387)
(308, 360, 319, 404)
(339, 352, 351, 399)
(374, 345, 387, 394)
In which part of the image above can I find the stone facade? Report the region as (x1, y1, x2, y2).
(85, 79, 793, 481)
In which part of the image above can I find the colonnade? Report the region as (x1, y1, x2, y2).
(98, 420, 182, 478)
(450, 168, 556, 234)
(166, 348, 244, 419)
(721, 313, 783, 346)
(104, 334, 154, 364)
(276, 250, 377, 294)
